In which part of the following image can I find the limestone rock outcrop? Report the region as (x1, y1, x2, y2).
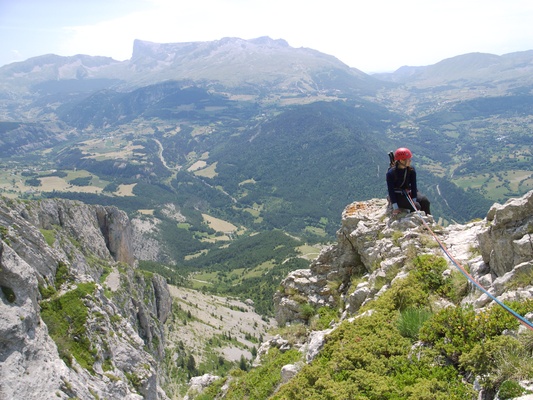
(274, 198, 435, 325)
(0, 197, 171, 400)
(275, 190, 533, 328)
(478, 190, 533, 277)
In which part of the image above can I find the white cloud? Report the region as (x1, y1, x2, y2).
(3, 0, 533, 71)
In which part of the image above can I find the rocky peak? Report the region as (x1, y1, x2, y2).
(131, 36, 289, 62)
(0, 54, 121, 87)
(248, 36, 289, 47)
(274, 190, 533, 327)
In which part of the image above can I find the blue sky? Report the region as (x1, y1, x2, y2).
(2, 0, 533, 73)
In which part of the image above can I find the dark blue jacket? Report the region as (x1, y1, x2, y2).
(386, 166, 418, 207)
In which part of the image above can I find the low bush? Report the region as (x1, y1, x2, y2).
(270, 312, 474, 399)
(310, 306, 340, 331)
(420, 299, 533, 392)
(201, 348, 301, 400)
(498, 380, 525, 400)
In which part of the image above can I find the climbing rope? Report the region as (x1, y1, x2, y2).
(402, 190, 533, 332)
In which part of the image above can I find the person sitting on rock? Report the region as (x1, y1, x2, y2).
(386, 147, 431, 215)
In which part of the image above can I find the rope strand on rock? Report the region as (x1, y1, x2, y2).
(402, 190, 533, 332)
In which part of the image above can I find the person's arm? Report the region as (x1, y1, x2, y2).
(386, 170, 399, 209)
(409, 168, 418, 201)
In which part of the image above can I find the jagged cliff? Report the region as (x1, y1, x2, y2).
(0, 197, 171, 400)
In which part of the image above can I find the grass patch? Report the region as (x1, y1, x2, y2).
(40, 282, 97, 373)
(194, 162, 218, 178)
(296, 244, 321, 260)
(40, 228, 56, 247)
(304, 225, 327, 237)
(202, 213, 237, 233)
(453, 170, 533, 202)
(190, 271, 218, 289)
(505, 267, 533, 290)
(398, 308, 433, 340)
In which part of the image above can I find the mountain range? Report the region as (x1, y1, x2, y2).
(0, 37, 377, 96)
(0, 35, 531, 275)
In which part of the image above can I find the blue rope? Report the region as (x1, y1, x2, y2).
(402, 190, 533, 331)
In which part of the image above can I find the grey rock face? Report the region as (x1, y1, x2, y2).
(274, 198, 435, 325)
(478, 190, 533, 277)
(0, 196, 171, 400)
(275, 190, 533, 327)
(131, 216, 167, 262)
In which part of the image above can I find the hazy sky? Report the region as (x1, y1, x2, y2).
(2, 0, 533, 73)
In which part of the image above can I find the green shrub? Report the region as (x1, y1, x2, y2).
(299, 303, 315, 323)
(0, 225, 11, 245)
(498, 380, 524, 400)
(39, 261, 71, 299)
(385, 275, 430, 312)
(410, 254, 469, 303)
(519, 330, 533, 353)
(39, 284, 56, 299)
(419, 305, 483, 365)
(40, 228, 56, 247)
(203, 348, 301, 400)
(25, 177, 41, 187)
(459, 335, 522, 381)
(271, 312, 474, 399)
(125, 372, 143, 392)
(391, 230, 404, 246)
(419, 300, 533, 368)
(444, 270, 470, 304)
(55, 261, 70, 289)
(411, 254, 448, 294)
(69, 176, 92, 186)
(491, 342, 533, 390)
(459, 332, 533, 393)
(310, 306, 339, 330)
(102, 358, 113, 372)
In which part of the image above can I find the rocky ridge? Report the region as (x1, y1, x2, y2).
(275, 191, 533, 326)
(0, 36, 377, 99)
(0, 197, 171, 400)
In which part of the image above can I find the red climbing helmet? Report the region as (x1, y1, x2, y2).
(394, 147, 412, 161)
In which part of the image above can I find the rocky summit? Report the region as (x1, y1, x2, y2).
(275, 191, 533, 326)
